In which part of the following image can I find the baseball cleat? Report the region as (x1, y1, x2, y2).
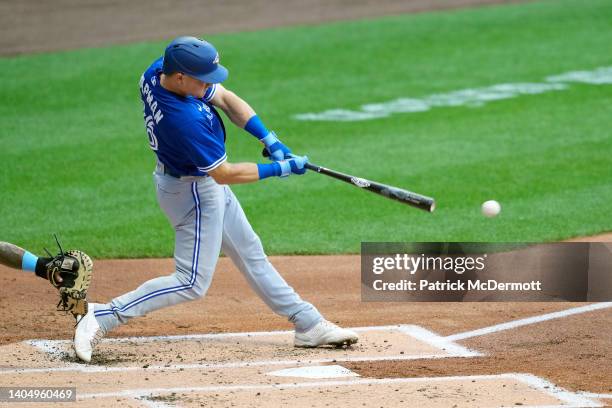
(294, 319, 359, 348)
(73, 303, 105, 363)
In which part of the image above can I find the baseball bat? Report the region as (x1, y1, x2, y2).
(262, 149, 435, 212)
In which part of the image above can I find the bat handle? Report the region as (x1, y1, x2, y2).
(304, 162, 321, 172)
(261, 147, 321, 172)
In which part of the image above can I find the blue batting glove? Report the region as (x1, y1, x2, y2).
(261, 131, 292, 161)
(278, 155, 309, 177)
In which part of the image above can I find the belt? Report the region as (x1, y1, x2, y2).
(156, 162, 208, 179)
(155, 161, 184, 178)
(163, 168, 183, 179)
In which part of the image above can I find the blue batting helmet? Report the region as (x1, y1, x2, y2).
(162, 36, 228, 83)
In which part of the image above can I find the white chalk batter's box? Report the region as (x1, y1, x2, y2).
(9, 325, 479, 371)
(0, 370, 602, 407)
(0, 323, 608, 407)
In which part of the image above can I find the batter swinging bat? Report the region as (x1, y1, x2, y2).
(263, 149, 436, 212)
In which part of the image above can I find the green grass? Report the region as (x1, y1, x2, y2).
(1, 0, 611, 257)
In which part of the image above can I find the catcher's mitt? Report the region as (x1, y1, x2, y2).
(43, 245, 93, 318)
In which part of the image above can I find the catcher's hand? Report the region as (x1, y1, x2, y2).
(43, 249, 93, 318)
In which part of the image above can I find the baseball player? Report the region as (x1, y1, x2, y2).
(0, 240, 93, 315)
(74, 36, 358, 362)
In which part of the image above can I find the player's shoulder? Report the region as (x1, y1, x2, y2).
(143, 56, 163, 78)
(139, 57, 163, 93)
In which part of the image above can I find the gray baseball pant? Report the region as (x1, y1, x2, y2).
(94, 171, 322, 333)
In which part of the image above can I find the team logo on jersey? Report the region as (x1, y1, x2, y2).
(350, 177, 371, 188)
(213, 53, 220, 64)
(197, 103, 211, 113)
(145, 115, 159, 151)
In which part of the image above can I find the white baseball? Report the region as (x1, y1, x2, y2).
(481, 200, 501, 217)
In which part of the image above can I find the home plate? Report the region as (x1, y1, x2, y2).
(266, 365, 359, 379)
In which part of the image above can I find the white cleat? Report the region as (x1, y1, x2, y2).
(294, 320, 359, 348)
(73, 303, 106, 363)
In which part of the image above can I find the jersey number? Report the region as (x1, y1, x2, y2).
(145, 115, 159, 151)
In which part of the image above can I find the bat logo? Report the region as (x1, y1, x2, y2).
(350, 177, 370, 188)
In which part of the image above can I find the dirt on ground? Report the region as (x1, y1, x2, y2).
(567, 232, 612, 242)
(1, 250, 610, 395)
(1, 0, 530, 56)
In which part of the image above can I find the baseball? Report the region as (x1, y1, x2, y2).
(481, 200, 501, 217)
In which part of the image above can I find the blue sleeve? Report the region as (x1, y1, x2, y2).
(203, 84, 218, 102)
(179, 119, 227, 173)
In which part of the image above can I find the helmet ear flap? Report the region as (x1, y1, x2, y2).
(162, 52, 176, 75)
(163, 47, 188, 75)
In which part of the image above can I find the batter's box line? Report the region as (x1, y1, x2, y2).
(75, 373, 601, 408)
(0, 353, 474, 375)
(11, 324, 481, 374)
(398, 325, 482, 357)
(26, 324, 458, 344)
(445, 302, 612, 342)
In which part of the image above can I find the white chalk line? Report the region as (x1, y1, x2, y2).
(511, 373, 602, 408)
(294, 65, 612, 121)
(0, 353, 467, 375)
(9, 310, 608, 405)
(579, 392, 612, 400)
(400, 324, 482, 357)
(446, 302, 612, 341)
(75, 373, 600, 408)
(9, 324, 476, 374)
(27, 324, 412, 346)
(24, 304, 610, 362)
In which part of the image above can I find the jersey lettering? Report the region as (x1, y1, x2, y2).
(140, 77, 164, 124)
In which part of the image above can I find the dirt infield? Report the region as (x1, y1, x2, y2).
(1, 253, 610, 406)
(567, 232, 612, 243)
(0, 0, 531, 56)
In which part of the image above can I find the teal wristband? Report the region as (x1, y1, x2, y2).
(22, 250, 38, 272)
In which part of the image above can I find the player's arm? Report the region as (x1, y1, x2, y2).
(0, 241, 25, 269)
(210, 84, 291, 161)
(209, 84, 255, 128)
(208, 162, 259, 184)
(0, 241, 62, 283)
(184, 117, 307, 185)
(208, 158, 307, 185)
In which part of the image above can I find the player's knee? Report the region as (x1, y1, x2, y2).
(175, 282, 207, 301)
(182, 286, 205, 300)
(173, 271, 211, 300)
